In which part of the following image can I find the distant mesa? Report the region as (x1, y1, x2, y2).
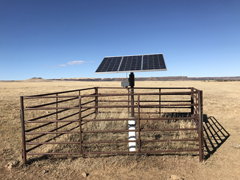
(17, 76, 240, 82)
(24, 77, 50, 82)
(31, 77, 43, 79)
(46, 76, 240, 82)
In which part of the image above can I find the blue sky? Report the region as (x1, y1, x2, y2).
(0, 0, 239, 80)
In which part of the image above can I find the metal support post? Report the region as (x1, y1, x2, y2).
(129, 72, 135, 117)
(159, 88, 161, 116)
(191, 88, 194, 116)
(95, 87, 98, 115)
(137, 94, 141, 152)
(198, 91, 204, 162)
(56, 93, 58, 140)
(79, 95, 83, 154)
(20, 96, 27, 164)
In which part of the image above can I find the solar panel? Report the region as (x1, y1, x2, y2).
(95, 54, 166, 74)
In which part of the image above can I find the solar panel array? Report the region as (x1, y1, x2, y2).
(95, 54, 166, 74)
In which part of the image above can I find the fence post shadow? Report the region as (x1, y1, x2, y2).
(203, 114, 230, 160)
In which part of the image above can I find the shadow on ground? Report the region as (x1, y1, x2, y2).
(203, 115, 230, 160)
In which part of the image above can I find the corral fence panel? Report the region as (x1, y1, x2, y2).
(20, 87, 203, 164)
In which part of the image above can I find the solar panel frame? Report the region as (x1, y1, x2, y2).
(95, 54, 167, 74)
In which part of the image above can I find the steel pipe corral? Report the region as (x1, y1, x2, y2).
(20, 87, 203, 164)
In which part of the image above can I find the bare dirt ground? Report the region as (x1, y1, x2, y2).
(0, 80, 239, 180)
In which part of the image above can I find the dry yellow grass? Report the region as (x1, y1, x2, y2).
(0, 80, 240, 179)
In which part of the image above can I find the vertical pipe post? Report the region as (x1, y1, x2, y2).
(191, 88, 194, 116)
(95, 87, 98, 115)
(128, 72, 136, 151)
(137, 94, 141, 153)
(159, 88, 161, 116)
(78, 94, 83, 154)
(198, 91, 204, 162)
(200, 90, 204, 161)
(20, 96, 26, 164)
(128, 88, 130, 116)
(56, 93, 58, 139)
(131, 87, 134, 117)
(129, 72, 134, 117)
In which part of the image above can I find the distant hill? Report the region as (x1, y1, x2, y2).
(47, 76, 240, 81)
(23, 77, 51, 82)
(1, 76, 240, 82)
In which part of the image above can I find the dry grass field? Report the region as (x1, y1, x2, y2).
(0, 80, 240, 180)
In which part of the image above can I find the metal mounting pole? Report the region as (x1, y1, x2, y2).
(129, 72, 135, 117)
(128, 72, 136, 151)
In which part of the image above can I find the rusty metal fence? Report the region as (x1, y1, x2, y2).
(20, 87, 203, 164)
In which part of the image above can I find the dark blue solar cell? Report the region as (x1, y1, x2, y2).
(131, 57, 137, 70)
(96, 57, 122, 72)
(153, 55, 160, 69)
(129, 56, 141, 70)
(101, 58, 112, 72)
(142, 55, 149, 70)
(148, 55, 154, 69)
(158, 54, 166, 69)
(119, 57, 127, 71)
(111, 57, 122, 71)
(96, 58, 108, 72)
(119, 56, 142, 71)
(124, 57, 131, 71)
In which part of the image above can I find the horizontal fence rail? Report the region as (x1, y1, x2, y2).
(20, 87, 203, 164)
